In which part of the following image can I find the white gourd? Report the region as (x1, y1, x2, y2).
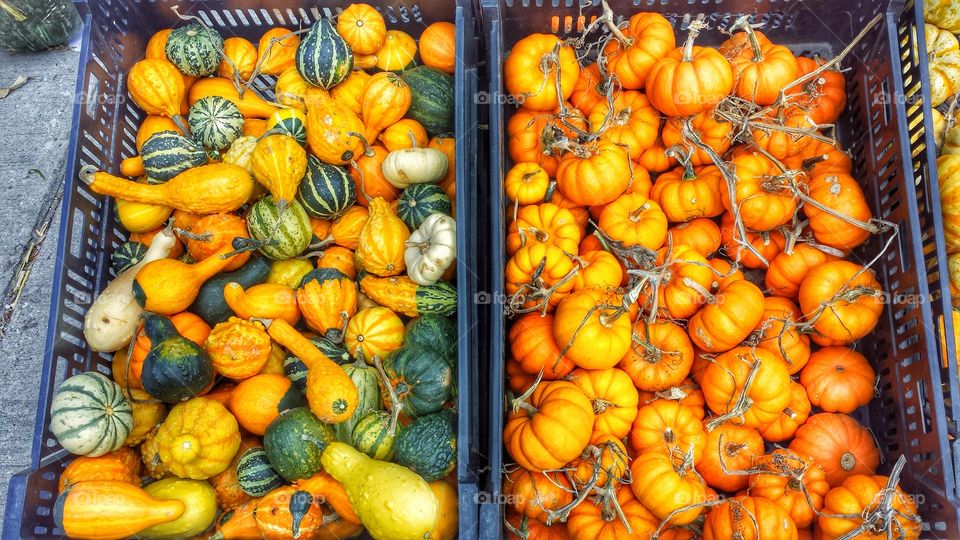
(83, 227, 178, 352)
(381, 147, 449, 189)
(404, 213, 456, 286)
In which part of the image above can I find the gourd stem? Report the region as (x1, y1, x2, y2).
(373, 354, 403, 436)
(599, 0, 633, 47)
(347, 131, 376, 158)
(728, 15, 765, 62)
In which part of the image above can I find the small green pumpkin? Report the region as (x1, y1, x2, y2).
(405, 314, 457, 362)
(401, 66, 455, 137)
(334, 357, 383, 443)
(351, 410, 398, 460)
(296, 155, 356, 220)
(141, 130, 208, 183)
(295, 18, 353, 89)
(236, 447, 283, 497)
(396, 184, 451, 230)
(111, 241, 148, 275)
(165, 22, 223, 77)
(266, 108, 307, 146)
(393, 410, 456, 481)
(381, 345, 452, 417)
(140, 314, 214, 404)
(247, 196, 312, 260)
(188, 96, 244, 151)
(50, 372, 133, 457)
(263, 407, 335, 482)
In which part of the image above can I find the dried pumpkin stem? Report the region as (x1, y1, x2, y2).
(705, 352, 762, 431)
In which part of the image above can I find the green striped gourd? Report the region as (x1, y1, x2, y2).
(110, 241, 147, 275)
(333, 357, 383, 443)
(247, 196, 312, 260)
(141, 130, 208, 183)
(266, 108, 307, 146)
(165, 22, 223, 77)
(381, 345, 452, 417)
(359, 275, 457, 317)
(297, 155, 356, 220)
(401, 66, 455, 136)
(236, 447, 283, 497)
(396, 184, 452, 230)
(351, 410, 398, 460)
(188, 96, 244, 151)
(50, 372, 133, 457)
(295, 18, 353, 89)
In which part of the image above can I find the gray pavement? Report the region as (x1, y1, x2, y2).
(0, 47, 80, 519)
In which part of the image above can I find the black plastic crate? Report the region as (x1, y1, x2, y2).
(1, 1, 481, 538)
(480, 0, 960, 537)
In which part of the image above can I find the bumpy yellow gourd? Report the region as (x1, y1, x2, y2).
(154, 397, 241, 479)
(355, 197, 410, 277)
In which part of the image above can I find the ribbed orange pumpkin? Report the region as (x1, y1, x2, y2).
(603, 12, 676, 90)
(668, 218, 722, 257)
(754, 296, 811, 374)
(620, 319, 694, 392)
(505, 243, 576, 311)
(58, 447, 141, 493)
(629, 399, 706, 462)
(750, 449, 829, 529)
(566, 485, 660, 540)
(504, 381, 594, 471)
(553, 289, 632, 369)
(798, 261, 884, 344)
(765, 243, 839, 298)
(504, 468, 573, 524)
(694, 423, 764, 492)
(506, 203, 581, 256)
(355, 197, 410, 277)
(598, 193, 668, 251)
(701, 347, 792, 428)
(568, 367, 639, 439)
(758, 381, 811, 442)
(688, 279, 765, 353)
(799, 347, 876, 414)
(702, 495, 799, 540)
(789, 413, 880, 486)
(630, 451, 706, 526)
(509, 313, 576, 380)
(556, 142, 631, 206)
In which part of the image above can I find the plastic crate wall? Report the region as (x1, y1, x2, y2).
(480, 0, 960, 537)
(1, 1, 480, 538)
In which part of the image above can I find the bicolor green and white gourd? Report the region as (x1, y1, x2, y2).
(165, 22, 224, 77)
(396, 184, 451, 230)
(236, 447, 283, 497)
(266, 108, 307, 146)
(247, 196, 312, 260)
(50, 372, 133, 457)
(111, 241, 148, 275)
(381, 345, 452, 417)
(297, 155, 356, 220)
(295, 18, 353, 89)
(401, 66, 455, 136)
(188, 96, 244, 151)
(141, 130, 208, 183)
(333, 357, 382, 443)
(351, 410, 398, 460)
(393, 410, 456, 481)
(263, 407, 335, 482)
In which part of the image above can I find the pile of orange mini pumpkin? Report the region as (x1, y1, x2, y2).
(500, 9, 921, 540)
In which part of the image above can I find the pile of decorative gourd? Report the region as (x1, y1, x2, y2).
(50, 5, 460, 540)
(925, 4, 960, 351)
(500, 7, 921, 540)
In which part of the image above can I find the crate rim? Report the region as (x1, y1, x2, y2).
(2, 0, 481, 538)
(479, 0, 960, 535)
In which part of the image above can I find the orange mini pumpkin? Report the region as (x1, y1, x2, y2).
(504, 381, 594, 471)
(553, 289, 632, 370)
(504, 34, 580, 111)
(701, 347, 792, 428)
(568, 367, 639, 439)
